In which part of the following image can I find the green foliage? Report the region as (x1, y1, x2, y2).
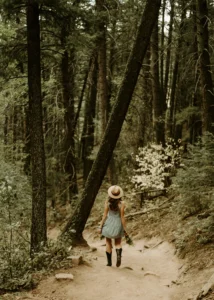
(31, 239, 71, 270)
(176, 106, 201, 125)
(171, 133, 214, 255)
(173, 133, 214, 218)
(0, 158, 31, 290)
(131, 140, 182, 192)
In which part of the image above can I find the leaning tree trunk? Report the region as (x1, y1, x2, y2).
(196, 0, 214, 134)
(27, 0, 47, 254)
(61, 0, 161, 242)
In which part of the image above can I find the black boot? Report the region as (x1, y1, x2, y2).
(106, 252, 112, 266)
(116, 248, 122, 267)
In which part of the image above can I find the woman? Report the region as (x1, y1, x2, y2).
(98, 185, 127, 267)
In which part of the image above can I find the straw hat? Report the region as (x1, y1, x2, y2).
(108, 185, 124, 199)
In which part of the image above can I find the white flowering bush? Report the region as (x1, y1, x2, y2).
(131, 141, 182, 193)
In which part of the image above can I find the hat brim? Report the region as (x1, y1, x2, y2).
(108, 186, 124, 199)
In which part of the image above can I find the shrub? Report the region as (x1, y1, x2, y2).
(0, 161, 32, 290)
(131, 140, 182, 193)
(173, 133, 214, 218)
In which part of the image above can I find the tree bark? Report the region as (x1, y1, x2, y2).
(151, 20, 165, 145)
(27, 0, 47, 254)
(190, 2, 202, 143)
(160, 0, 166, 93)
(164, 0, 175, 97)
(61, 48, 78, 199)
(166, 3, 186, 138)
(96, 0, 109, 135)
(81, 52, 98, 182)
(61, 0, 161, 242)
(196, 0, 214, 134)
(107, 4, 118, 184)
(23, 105, 31, 175)
(138, 49, 152, 147)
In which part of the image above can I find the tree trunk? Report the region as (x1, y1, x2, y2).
(160, 0, 166, 93)
(166, 4, 186, 139)
(61, 48, 78, 200)
(164, 0, 175, 97)
(61, 0, 161, 242)
(23, 105, 31, 175)
(151, 21, 165, 145)
(96, 0, 109, 135)
(107, 5, 118, 184)
(190, 2, 202, 143)
(27, 0, 47, 254)
(81, 52, 98, 182)
(138, 49, 152, 147)
(196, 0, 214, 134)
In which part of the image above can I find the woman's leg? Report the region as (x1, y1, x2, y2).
(106, 238, 112, 253)
(106, 238, 112, 266)
(115, 238, 122, 267)
(115, 238, 122, 249)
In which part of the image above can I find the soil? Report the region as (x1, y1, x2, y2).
(2, 192, 214, 300)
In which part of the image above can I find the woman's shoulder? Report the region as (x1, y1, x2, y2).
(104, 199, 109, 206)
(120, 200, 126, 207)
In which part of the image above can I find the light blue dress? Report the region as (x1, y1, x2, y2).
(102, 204, 124, 239)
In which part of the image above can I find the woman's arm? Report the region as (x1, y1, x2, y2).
(120, 201, 126, 232)
(98, 200, 109, 233)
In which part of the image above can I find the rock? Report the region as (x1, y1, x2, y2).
(194, 273, 214, 299)
(67, 255, 83, 265)
(144, 272, 160, 277)
(90, 247, 97, 252)
(123, 266, 133, 270)
(55, 273, 74, 280)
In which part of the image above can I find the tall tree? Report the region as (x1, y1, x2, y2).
(196, 0, 214, 134)
(61, 14, 78, 200)
(160, 0, 166, 93)
(151, 20, 165, 144)
(96, 0, 109, 135)
(166, 1, 186, 138)
(190, 1, 202, 143)
(164, 0, 175, 97)
(27, 0, 47, 253)
(81, 52, 98, 182)
(61, 0, 161, 242)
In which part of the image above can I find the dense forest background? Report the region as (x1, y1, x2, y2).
(0, 0, 214, 292)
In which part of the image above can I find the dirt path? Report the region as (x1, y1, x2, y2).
(14, 236, 188, 300)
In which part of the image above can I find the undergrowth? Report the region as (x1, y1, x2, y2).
(0, 160, 72, 292)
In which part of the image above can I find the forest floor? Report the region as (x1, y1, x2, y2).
(2, 189, 214, 300)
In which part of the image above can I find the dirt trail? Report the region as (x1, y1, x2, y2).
(15, 236, 189, 300)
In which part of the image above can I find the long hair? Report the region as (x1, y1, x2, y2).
(108, 197, 121, 211)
